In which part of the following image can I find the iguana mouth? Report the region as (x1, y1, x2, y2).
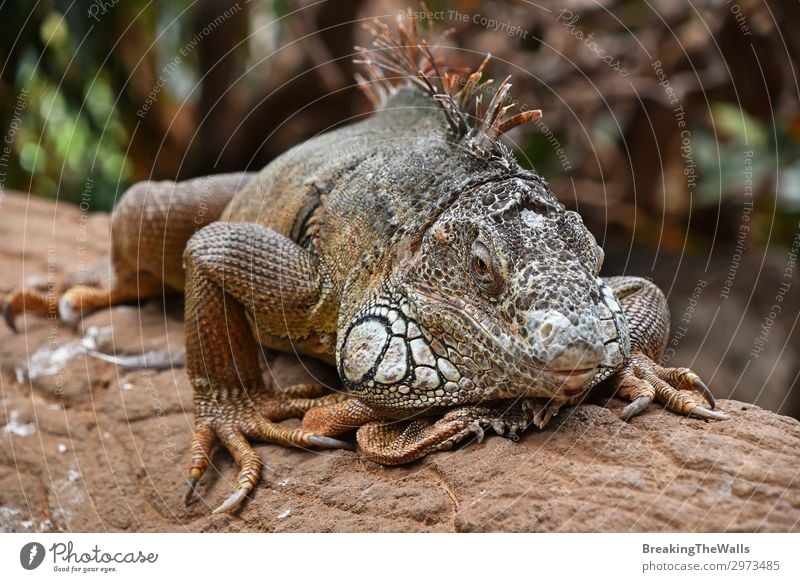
(408, 288, 605, 397)
(547, 368, 596, 393)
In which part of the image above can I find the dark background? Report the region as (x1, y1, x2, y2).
(1, 0, 798, 417)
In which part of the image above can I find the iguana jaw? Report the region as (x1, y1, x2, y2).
(408, 288, 608, 395)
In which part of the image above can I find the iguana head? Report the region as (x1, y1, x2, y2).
(338, 171, 630, 412)
(338, 12, 629, 412)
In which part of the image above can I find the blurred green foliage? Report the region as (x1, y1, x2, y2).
(1, 0, 194, 210)
(1, 0, 799, 250)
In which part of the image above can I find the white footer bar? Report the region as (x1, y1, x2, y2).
(1, 533, 797, 581)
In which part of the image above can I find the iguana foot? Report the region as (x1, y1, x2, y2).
(612, 352, 728, 421)
(305, 398, 563, 465)
(3, 282, 143, 331)
(186, 386, 352, 514)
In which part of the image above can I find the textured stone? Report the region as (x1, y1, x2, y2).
(0, 192, 798, 532)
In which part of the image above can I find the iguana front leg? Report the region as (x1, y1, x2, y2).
(306, 398, 562, 464)
(604, 276, 726, 421)
(183, 222, 351, 514)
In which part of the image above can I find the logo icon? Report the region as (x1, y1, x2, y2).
(20, 542, 46, 570)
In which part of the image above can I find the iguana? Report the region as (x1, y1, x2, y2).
(3, 13, 726, 514)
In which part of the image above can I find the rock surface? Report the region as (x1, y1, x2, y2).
(0, 191, 798, 532)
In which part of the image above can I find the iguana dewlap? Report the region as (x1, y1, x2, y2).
(4, 13, 725, 514)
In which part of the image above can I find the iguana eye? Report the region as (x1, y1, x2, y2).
(469, 241, 502, 294)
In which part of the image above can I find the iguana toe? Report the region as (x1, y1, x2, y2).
(2, 295, 17, 332)
(302, 398, 383, 437)
(3, 288, 55, 332)
(660, 367, 717, 408)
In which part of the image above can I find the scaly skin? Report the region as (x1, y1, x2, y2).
(3, 12, 727, 513)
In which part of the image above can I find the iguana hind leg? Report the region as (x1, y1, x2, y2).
(604, 276, 727, 421)
(183, 221, 351, 514)
(3, 173, 253, 331)
(2, 253, 155, 331)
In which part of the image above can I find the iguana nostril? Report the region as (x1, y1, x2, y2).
(524, 309, 605, 370)
(532, 311, 572, 346)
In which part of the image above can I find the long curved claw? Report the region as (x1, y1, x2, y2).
(213, 488, 248, 514)
(620, 396, 652, 420)
(308, 434, 355, 450)
(2, 298, 17, 333)
(688, 374, 716, 409)
(184, 476, 199, 506)
(688, 406, 729, 421)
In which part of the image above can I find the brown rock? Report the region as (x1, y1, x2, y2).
(1, 192, 798, 532)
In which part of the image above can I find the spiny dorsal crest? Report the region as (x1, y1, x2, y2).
(354, 6, 542, 156)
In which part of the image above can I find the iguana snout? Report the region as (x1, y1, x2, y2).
(526, 308, 604, 371)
